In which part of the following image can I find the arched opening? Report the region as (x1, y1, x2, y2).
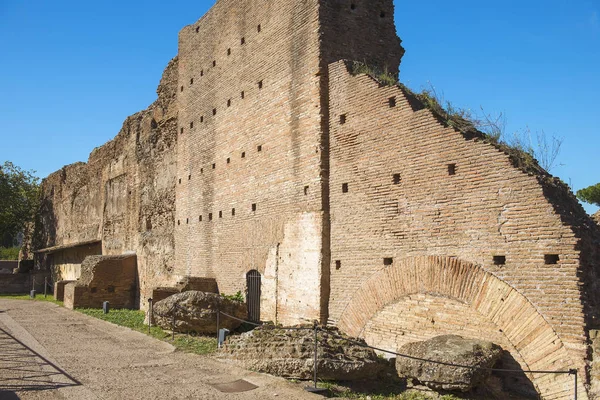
(338, 256, 586, 400)
(246, 270, 261, 322)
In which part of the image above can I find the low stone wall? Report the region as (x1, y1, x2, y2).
(219, 326, 386, 380)
(63, 254, 137, 309)
(0, 260, 18, 274)
(0, 271, 50, 294)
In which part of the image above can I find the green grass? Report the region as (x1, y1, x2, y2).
(0, 247, 20, 260)
(76, 308, 217, 355)
(0, 293, 64, 306)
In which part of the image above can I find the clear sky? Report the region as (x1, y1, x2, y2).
(0, 0, 598, 214)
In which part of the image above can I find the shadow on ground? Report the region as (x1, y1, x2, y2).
(0, 327, 80, 393)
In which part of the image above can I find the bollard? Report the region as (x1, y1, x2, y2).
(148, 298, 153, 334)
(102, 301, 110, 314)
(32, 277, 35, 291)
(218, 328, 230, 348)
(216, 304, 220, 341)
(30, 289, 36, 299)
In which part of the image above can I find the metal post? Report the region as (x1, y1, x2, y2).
(313, 321, 318, 389)
(216, 304, 220, 346)
(44, 277, 48, 298)
(32, 277, 35, 291)
(570, 369, 577, 400)
(148, 298, 153, 334)
(172, 306, 176, 341)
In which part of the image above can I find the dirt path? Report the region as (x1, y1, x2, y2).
(0, 300, 320, 400)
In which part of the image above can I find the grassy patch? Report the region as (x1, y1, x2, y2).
(76, 308, 217, 355)
(350, 61, 398, 86)
(0, 293, 63, 306)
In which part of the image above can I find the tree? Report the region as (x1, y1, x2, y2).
(576, 183, 600, 208)
(0, 162, 40, 248)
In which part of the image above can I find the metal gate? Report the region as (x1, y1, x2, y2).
(246, 270, 261, 322)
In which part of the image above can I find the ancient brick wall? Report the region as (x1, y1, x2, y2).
(327, 61, 599, 399)
(174, 0, 401, 325)
(34, 58, 179, 307)
(63, 255, 137, 309)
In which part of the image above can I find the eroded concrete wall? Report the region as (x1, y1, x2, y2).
(34, 58, 180, 308)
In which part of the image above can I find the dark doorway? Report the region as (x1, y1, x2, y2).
(246, 270, 261, 322)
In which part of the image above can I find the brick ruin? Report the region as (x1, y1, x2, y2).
(32, 0, 600, 398)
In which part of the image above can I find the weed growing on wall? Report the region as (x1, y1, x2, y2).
(349, 62, 564, 176)
(221, 290, 244, 302)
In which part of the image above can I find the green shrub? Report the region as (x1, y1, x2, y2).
(0, 246, 20, 260)
(221, 290, 244, 302)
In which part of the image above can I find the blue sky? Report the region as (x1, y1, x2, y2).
(0, 0, 598, 214)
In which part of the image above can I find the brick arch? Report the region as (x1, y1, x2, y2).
(338, 256, 585, 400)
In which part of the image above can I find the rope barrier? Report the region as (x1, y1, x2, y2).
(324, 329, 576, 375)
(146, 299, 578, 398)
(218, 311, 314, 330)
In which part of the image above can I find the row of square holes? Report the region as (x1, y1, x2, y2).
(182, 24, 263, 92)
(339, 166, 456, 193)
(335, 254, 561, 271)
(183, 4, 388, 91)
(178, 146, 263, 184)
(338, 96, 397, 126)
(178, 203, 258, 226)
(493, 254, 560, 265)
(177, 183, 313, 225)
(180, 80, 264, 133)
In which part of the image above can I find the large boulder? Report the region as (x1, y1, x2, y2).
(395, 335, 503, 392)
(153, 290, 247, 334)
(219, 325, 387, 381)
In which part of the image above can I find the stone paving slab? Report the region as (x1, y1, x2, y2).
(0, 300, 320, 400)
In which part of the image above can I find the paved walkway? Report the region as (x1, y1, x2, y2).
(0, 300, 319, 400)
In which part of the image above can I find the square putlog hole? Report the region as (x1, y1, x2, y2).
(335, 260, 341, 270)
(545, 254, 560, 264)
(339, 114, 347, 124)
(388, 96, 396, 107)
(448, 164, 456, 176)
(383, 258, 393, 266)
(252, 203, 257, 212)
(342, 183, 349, 193)
(393, 173, 401, 184)
(493, 255, 506, 265)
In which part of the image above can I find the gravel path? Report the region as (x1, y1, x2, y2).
(0, 300, 320, 400)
